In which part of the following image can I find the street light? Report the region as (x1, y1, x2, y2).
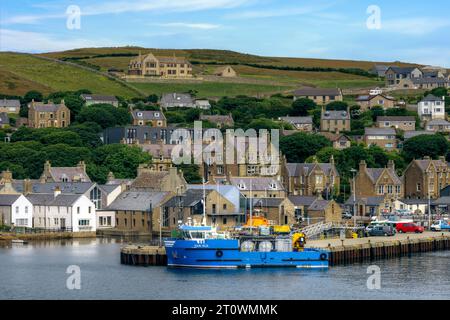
(350, 168, 358, 228)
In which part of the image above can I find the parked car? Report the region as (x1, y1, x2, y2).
(396, 223, 424, 234)
(368, 225, 395, 237)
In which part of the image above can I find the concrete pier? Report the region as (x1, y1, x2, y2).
(306, 232, 450, 266)
(120, 232, 450, 267)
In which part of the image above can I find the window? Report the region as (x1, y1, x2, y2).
(223, 204, 227, 210)
(395, 185, 401, 194)
(77, 207, 80, 214)
(88, 207, 92, 214)
(417, 183, 421, 191)
(15, 206, 19, 214)
(223, 218, 227, 225)
(78, 219, 90, 226)
(378, 185, 384, 195)
(25, 206, 28, 214)
(387, 185, 393, 194)
(212, 204, 216, 214)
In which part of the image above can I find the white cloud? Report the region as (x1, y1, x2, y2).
(381, 18, 450, 36)
(3, 0, 251, 25)
(226, 2, 334, 19)
(156, 22, 221, 30)
(0, 29, 121, 53)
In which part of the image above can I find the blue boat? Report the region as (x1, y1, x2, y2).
(164, 225, 329, 269)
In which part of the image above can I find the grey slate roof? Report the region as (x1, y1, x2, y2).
(365, 168, 402, 184)
(12, 182, 95, 194)
(106, 191, 169, 211)
(0, 194, 21, 206)
(421, 94, 445, 102)
(293, 88, 341, 96)
(160, 93, 194, 107)
(80, 94, 118, 102)
(131, 110, 166, 121)
(388, 67, 418, 75)
(413, 78, 448, 85)
(30, 102, 65, 112)
(229, 177, 284, 191)
(404, 131, 434, 140)
(287, 196, 317, 207)
(26, 193, 82, 206)
(321, 110, 350, 120)
(98, 184, 121, 195)
(308, 199, 331, 211)
(364, 128, 396, 136)
(427, 119, 450, 126)
(377, 116, 415, 122)
(252, 198, 283, 208)
(279, 116, 313, 124)
(0, 99, 20, 108)
(164, 189, 212, 207)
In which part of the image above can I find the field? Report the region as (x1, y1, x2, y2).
(131, 82, 293, 98)
(0, 52, 139, 98)
(0, 47, 420, 99)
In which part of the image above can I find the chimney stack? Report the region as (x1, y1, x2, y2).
(23, 179, 32, 195)
(54, 186, 61, 198)
(387, 160, 395, 171)
(359, 160, 367, 172)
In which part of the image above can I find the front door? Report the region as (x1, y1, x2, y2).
(60, 218, 66, 231)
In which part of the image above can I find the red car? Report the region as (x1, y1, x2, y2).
(396, 223, 424, 234)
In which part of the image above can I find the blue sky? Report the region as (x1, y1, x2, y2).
(1, 0, 450, 66)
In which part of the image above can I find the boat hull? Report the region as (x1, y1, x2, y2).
(164, 239, 329, 269)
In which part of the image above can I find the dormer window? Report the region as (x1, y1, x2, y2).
(238, 183, 246, 190)
(269, 183, 277, 190)
(155, 112, 159, 117)
(137, 112, 143, 117)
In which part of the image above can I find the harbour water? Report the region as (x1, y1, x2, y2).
(0, 238, 449, 300)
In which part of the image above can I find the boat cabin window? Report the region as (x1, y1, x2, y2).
(181, 230, 212, 239)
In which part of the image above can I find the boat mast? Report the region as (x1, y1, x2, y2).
(249, 179, 253, 228)
(202, 177, 206, 226)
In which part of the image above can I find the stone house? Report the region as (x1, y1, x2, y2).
(250, 197, 296, 225)
(28, 100, 70, 128)
(0, 99, 20, 114)
(318, 132, 352, 150)
(320, 108, 351, 133)
(293, 88, 343, 105)
(353, 160, 403, 199)
(130, 165, 187, 194)
(306, 199, 342, 224)
(403, 157, 450, 199)
(80, 94, 119, 107)
(106, 191, 171, 236)
(355, 94, 396, 111)
(163, 188, 243, 230)
(131, 110, 167, 127)
(200, 114, 234, 128)
(376, 116, 416, 132)
(39, 161, 91, 183)
(214, 65, 237, 77)
(282, 158, 340, 197)
(128, 52, 192, 78)
(278, 116, 313, 132)
(385, 67, 423, 87)
(425, 119, 450, 133)
(364, 128, 397, 151)
(229, 177, 285, 198)
(345, 196, 391, 217)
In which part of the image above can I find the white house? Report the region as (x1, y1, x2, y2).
(27, 189, 96, 232)
(418, 95, 446, 121)
(0, 194, 33, 228)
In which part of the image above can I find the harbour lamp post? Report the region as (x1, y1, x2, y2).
(350, 169, 358, 228)
(428, 174, 432, 231)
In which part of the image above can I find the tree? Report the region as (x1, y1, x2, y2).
(146, 94, 159, 103)
(76, 104, 131, 129)
(64, 94, 85, 121)
(246, 118, 283, 131)
(280, 133, 331, 163)
(24, 90, 43, 103)
(402, 134, 449, 162)
(39, 131, 84, 147)
(326, 101, 348, 111)
(291, 98, 316, 116)
(177, 164, 202, 184)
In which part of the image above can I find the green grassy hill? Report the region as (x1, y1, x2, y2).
(0, 52, 140, 98)
(0, 47, 422, 99)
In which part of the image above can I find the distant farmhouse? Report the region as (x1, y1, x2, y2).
(214, 65, 237, 77)
(128, 52, 193, 78)
(28, 100, 70, 128)
(0, 99, 20, 114)
(81, 94, 119, 107)
(293, 88, 343, 105)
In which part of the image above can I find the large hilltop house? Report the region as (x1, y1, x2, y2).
(128, 52, 193, 78)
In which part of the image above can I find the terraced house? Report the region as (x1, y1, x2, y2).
(28, 100, 70, 128)
(282, 158, 340, 197)
(128, 52, 192, 78)
(403, 157, 450, 199)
